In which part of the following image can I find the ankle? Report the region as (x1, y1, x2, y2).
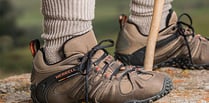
(43, 36, 72, 64)
(129, 0, 173, 35)
(43, 46, 62, 64)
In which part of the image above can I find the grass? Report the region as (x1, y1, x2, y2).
(1, 0, 209, 78)
(10, 0, 42, 28)
(0, 47, 32, 78)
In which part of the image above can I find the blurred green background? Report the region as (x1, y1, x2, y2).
(0, 0, 209, 78)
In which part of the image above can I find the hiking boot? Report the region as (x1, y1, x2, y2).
(115, 10, 209, 70)
(30, 31, 172, 103)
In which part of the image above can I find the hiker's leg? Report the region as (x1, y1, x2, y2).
(41, 0, 95, 64)
(129, 0, 173, 35)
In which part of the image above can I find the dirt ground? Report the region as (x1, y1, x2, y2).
(156, 68, 209, 103)
(0, 67, 209, 103)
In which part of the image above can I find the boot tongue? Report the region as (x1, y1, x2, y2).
(166, 10, 178, 26)
(63, 31, 97, 58)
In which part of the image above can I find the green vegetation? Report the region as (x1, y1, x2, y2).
(0, 0, 209, 78)
(0, 47, 32, 78)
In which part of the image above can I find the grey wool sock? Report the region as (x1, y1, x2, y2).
(41, 0, 95, 64)
(129, 0, 173, 35)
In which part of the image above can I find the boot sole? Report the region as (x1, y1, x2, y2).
(84, 77, 172, 103)
(124, 77, 173, 103)
(155, 57, 209, 70)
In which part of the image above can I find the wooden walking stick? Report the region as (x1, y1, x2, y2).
(144, 0, 165, 71)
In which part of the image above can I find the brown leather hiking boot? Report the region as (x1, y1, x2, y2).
(30, 31, 172, 103)
(115, 10, 209, 70)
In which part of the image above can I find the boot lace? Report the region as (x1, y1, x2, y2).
(78, 39, 136, 102)
(176, 13, 208, 65)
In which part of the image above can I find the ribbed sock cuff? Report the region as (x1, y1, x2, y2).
(41, 0, 95, 64)
(41, 0, 95, 40)
(41, 20, 92, 41)
(129, 0, 173, 35)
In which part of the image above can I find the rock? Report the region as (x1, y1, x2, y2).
(156, 67, 209, 103)
(0, 68, 209, 103)
(0, 73, 32, 103)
